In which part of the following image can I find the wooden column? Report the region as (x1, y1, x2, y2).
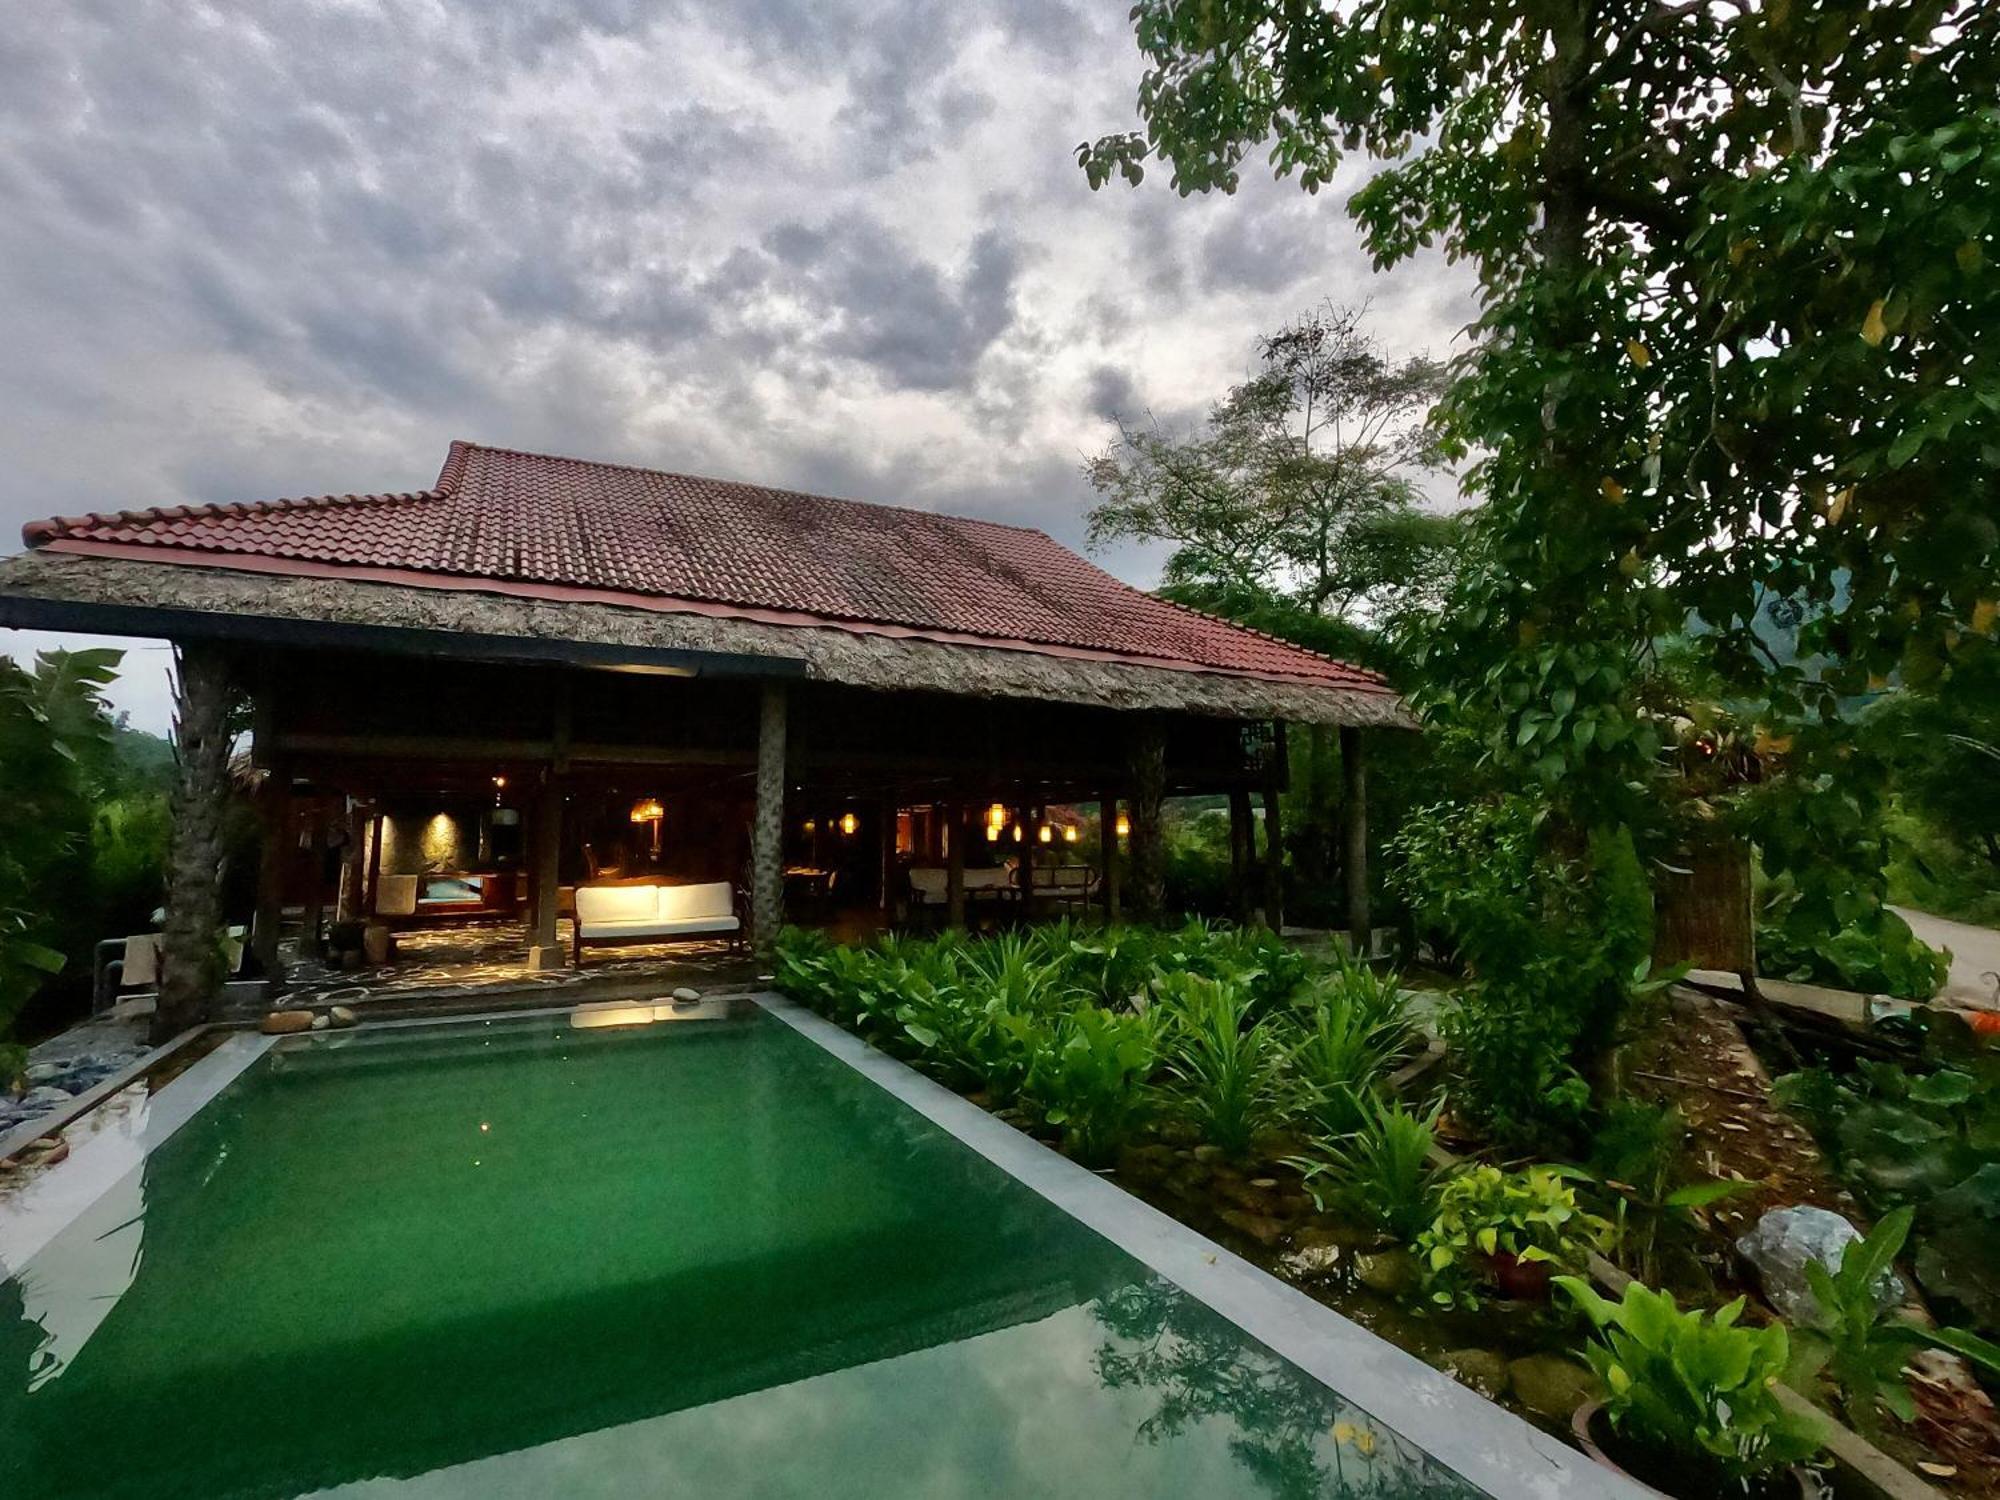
(878, 795, 897, 916)
(156, 642, 235, 1043)
(1228, 785, 1254, 926)
(250, 771, 288, 980)
(335, 799, 369, 924)
(1127, 720, 1166, 926)
(525, 775, 564, 971)
(1340, 725, 1369, 955)
(945, 801, 966, 931)
(299, 808, 327, 963)
(364, 810, 384, 922)
(1261, 722, 1287, 931)
(751, 681, 787, 957)
(1100, 793, 1121, 924)
(1018, 804, 1038, 921)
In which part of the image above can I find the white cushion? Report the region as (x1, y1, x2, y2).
(908, 868, 947, 902)
(576, 914, 739, 939)
(963, 868, 1015, 891)
(575, 885, 660, 925)
(657, 882, 734, 922)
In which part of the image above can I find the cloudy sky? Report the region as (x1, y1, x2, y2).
(0, 0, 1476, 732)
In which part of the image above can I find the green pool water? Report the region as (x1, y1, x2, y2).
(1, 1006, 1479, 1498)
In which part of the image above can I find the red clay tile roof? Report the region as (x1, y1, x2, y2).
(22, 441, 1390, 692)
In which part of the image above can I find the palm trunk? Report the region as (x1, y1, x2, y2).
(155, 643, 234, 1043)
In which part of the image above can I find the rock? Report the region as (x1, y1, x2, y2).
(1442, 1348, 1512, 1400)
(1508, 1354, 1602, 1421)
(309, 1014, 331, 1031)
(1249, 1177, 1279, 1189)
(1280, 1242, 1344, 1279)
(1217, 1209, 1287, 1247)
(1354, 1248, 1420, 1298)
(1116, 1143, 1176, 1185)
(260, 1010, 316, 1035)
(328, 1005, 359, 1029)
(1217, 1176, 1278, 1214)
(21, 1087, 72, 1112)
(1192, 1144, 1226, 1164)
(671, 987, 701, 1003)
(1736, 1205, 1906, 1324)
(24, 1061, 61, 1085)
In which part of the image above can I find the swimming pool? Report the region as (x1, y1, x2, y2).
(0, 998, 1625, 1498)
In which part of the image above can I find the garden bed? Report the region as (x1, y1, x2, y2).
(774, 921, 2000, 1498)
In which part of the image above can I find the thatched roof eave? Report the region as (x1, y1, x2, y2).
(0, 550, 1415, 729)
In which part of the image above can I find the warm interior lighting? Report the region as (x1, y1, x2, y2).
(491, 775, 506, 789)
(1063, 825, 1078, 843)
(629, 798, 664, 824)
(839, 811, 859, 836)
(1037, 824, 1053, 844)
(803, 817, 817, 835)
(1011, 824, 1023, 843)
(1115, 813, 1131, 838)
(985, 824, 1000, 843)
(987, 802, 1008, 830)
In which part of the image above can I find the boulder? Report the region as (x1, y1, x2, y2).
(328, 1005, 359, 1029)
(1354, 1248, 1420, 1298)
(260, 1010, 317, 1035)
(309, 1014, 331, 1031)
(24, 1061, 61, 1085)
(1280, 1242, 1344, 1279)
(1736, 1205, 1906, 1324)
(671, 987, 701, 1003)
(21, 1086, 73, 1112)
(1217, 1208, 1287, 1247)
(1507, 1353, 1602, 1421)
(1442, 1348, 1512, 1400)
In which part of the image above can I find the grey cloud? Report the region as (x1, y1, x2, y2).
(1085, 365, 1139, 423)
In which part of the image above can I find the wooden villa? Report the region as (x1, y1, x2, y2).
(0, 441, 1408, 1032)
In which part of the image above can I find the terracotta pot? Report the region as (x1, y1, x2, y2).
(1487, 1249, 1552, 1301)
(1570, 1400, 1817, 1500)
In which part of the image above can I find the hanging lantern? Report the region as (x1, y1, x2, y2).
(839, 811, 859, 836)
(1063, 825, 1078, 843)
(985, 824, 1001, 843)
(1115, 812, 1131, 839)
(1037, 824, 1053, 844)
(986, 802, 1008, 830)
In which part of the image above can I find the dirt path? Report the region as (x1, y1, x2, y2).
(1894, 906, 2000, 1010)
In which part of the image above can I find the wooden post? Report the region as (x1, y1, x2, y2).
(525, 774, 564, 971)
(1128, 720, 1166, 926)
(1100, 793, 1121, 923)
(364, 810, 384, 921)
(945, 801, 966, 931)
(1340, 725, 1369, 954)
(156, 642, 235, 1042)
(751, 681, 787, 957)
(1018, 804, 1038, 922)
(335, 798, 369, 923)
(878, 795, 896, 917)
(250, 770, 288, 980)
(299, 807, 326, 963)
(1261, 722, 1287, 931)
(1228, 785, 1254, 926)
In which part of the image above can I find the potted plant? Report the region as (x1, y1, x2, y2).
(1417, 1164, 1612, 1308)
(1555, 1278, 1825, 1498)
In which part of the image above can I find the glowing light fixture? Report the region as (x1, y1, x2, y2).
(492, 775, 507, 789)
(803, 818, 817, 835)
(1011, 824, 1023, 843)
(986, 803, 1008, 830)
(1115, 813, 1131, 839)
(1063, 825, 1078, 843)
(839, 811, 859, 836)
(985, 825, 1000, 843)
(1037, 824, 1053, 844)
(629, 798, 664, 824)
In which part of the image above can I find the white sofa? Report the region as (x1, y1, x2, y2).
(572, 881, 742, 963)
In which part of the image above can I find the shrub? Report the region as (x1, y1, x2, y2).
(1155, 973, 1290, 1158)
(1756, 895, 1947, 1001)
(1555, 1279, 1824, 1484)
(1021, 1006, 1161, 1166)
(1288, 958, 1414, 1137)
(1297, 1094, 1441, 1243)
(1417, 1164, 1613, 1308)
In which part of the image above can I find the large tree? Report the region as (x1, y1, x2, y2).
(1082, 1, 1997, 930)
(1085, 303, 1460, 637)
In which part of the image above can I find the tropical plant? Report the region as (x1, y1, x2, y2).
(1021, 1006, 1161, 1167)
(1296, 1094, 1441, 1244)
(1287, 959, 1413, 1137)
(1588, 1103, 1750, 1288)
(1788, 1206, 2000, 1439)
(1555, 1279, 1824, 1485)
(1417, 1165, 1612, 1309)
(1155, 973, 1290, 1159)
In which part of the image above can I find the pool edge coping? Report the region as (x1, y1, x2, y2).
(753, 991, 1647, 1500)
